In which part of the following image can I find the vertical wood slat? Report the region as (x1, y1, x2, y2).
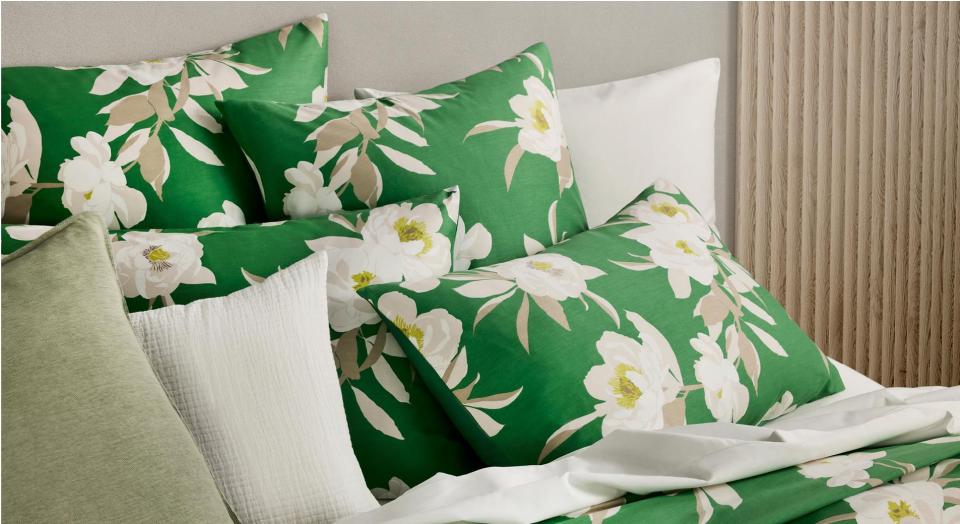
(736, 2, 960, 386)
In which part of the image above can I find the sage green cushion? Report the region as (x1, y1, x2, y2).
(219, 42, 588, 267)
(360, 181, 844, 467)
(1, 15, 328, 228)
(2, 189, 481, 492)
(1, 213, 231, 522)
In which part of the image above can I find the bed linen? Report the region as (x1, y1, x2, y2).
(339, 386, 960, 523)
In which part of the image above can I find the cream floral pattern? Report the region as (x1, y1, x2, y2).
(449, 252, 618, 352)
(1, 97, 42, 219)
(692, 330, 749, 423)
(282, 160, 344, 218)
(377, 291, 462, 374)
(112, 231, 216, 306)
(197, 200, 246, 228)
(58, 132, 147, 229)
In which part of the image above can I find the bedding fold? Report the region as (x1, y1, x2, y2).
(339, 387, 960, 524)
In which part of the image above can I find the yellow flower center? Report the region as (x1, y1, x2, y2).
(393, 217, 433, 256)
(142, 245, 173, 272)
(651, 202, 685, 218)
(609, 363, 643, 409)
(887, 500, 919, 524)
(530, 100, 550, 133)
(530, 260, 553, 271)
(393, 316, 425, 350)
(675, 240, 696, 255)
(351, 271, 376, 291)
(83, 191, 94, 201)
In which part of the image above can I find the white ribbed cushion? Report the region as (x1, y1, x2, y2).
(130, 253, 377, 523)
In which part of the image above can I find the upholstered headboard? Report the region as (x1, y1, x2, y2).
(1, 1, 737, 241)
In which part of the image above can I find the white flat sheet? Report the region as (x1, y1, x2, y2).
(341, 385, 959, 524)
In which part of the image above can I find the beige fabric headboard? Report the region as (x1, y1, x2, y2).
(0, 1, 737, 242)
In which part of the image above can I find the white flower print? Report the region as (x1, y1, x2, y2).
(509, 77, 565, 162)
(4, 225, 52, 242)
(89, 57, 187, 95)
(58, 132, 147, 229)
(323, 244, 404, 333)
(584, 331, 676, 435)
(112, 231, 216, 303)
(282, 160, 343, 218)
(361, 201, 452, 282)
(493, 253, 603, 302)
(622, 225, 718, 299)
(2, 96, 42, 215)
(619, 192, 711, 239)
(376, 291, 462, 375)
(692, 333, 749, 423)
(798, 451, 887, 488)
(453, 221, 493, 271)
(846, 481, 946, 524)
(197, 200, 245, 228)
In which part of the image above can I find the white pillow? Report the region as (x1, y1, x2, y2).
(356, 58, 720, 228)
(129, 253, 377, 524)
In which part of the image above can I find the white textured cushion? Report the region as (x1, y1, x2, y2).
(129, 253, 377, 523)
(357, 58, 720, 227)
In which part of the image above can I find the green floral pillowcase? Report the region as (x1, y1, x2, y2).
(219, 42, 588, 268)
(1, 15, 329, 229)
(359, 181, 844, 467)
(1, 188, 481, 492)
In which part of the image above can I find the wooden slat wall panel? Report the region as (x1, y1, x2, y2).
(737, 2, 960, 386)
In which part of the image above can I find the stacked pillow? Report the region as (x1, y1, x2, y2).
(1, 15, 845, 523)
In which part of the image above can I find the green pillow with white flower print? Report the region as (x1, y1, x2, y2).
(218, 42, 588, 268)
(1, 15, 329, 228)
(1, 188, 483, 492)
(359, 181, 844, 467)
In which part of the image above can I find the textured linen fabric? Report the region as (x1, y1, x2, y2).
(1, 15, 328, 228)
(220, 42, 589, 268)
(357, 58, 721, 228)
(360, 181, 843, 467)
(130, 252, 378, 523)
(2, 189, 482, 491)
(1, 213, 231, 523)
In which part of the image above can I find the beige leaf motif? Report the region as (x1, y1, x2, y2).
(351, 386, 403, 440)
(107, 95, 154, 126)
(313, 117, 360, 152)
(301, 16, 325, 47)
(557, 146, 574, 193)
(348, 109, 380, 140)
(351, 154, 382, 207)
(516, 293, 530, 352)
(504, 144, 524, 190)
(172, 68, 190, 113)
(531, 294, 570, 331)
(334, 329, 361, 381)
(147, 82, 174, 122)
(138, 134, 169, 198)
(738, 330, 761, 391)
(538, 412, 598, 464)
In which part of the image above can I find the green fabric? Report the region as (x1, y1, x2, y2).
(1, 15, 328, 228)
(360, 181, 844, 467)
(1, 213, 231, 523)
(2, 189, 481, 492)
(219, 42, 588, 267)
(546, 436, 960, 523)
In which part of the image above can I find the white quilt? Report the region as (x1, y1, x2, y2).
(340, 386, 960, 524)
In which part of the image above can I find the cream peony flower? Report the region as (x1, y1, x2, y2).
(4, 225, 52, 242)
(492, 253, 604, 301)
(376, 291, 462, 374)
(798, 451, 887, 488)
(112, 231, 216, 301)
(508, 77, 564, 162)
(624, 225, 718, 299)
(584, 331, 678, 435)
(759, 391, 797, 423)
(323, 244, 404, 333)
(2, 97, 42, 213)
(691, 333, 749, 423)
(620, 193, 711, 239)
(197, 200, 245, 228)
(83, 57, 187, 95)
(846, 481, 946, 524)
(361, 201, 452, 282)
(282, 161, 342, 218)
(58, 132, 147, 229)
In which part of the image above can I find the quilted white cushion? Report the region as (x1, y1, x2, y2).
(130, 252, 377, 523)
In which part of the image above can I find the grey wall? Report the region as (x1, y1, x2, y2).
(1, 1, 738, 241)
